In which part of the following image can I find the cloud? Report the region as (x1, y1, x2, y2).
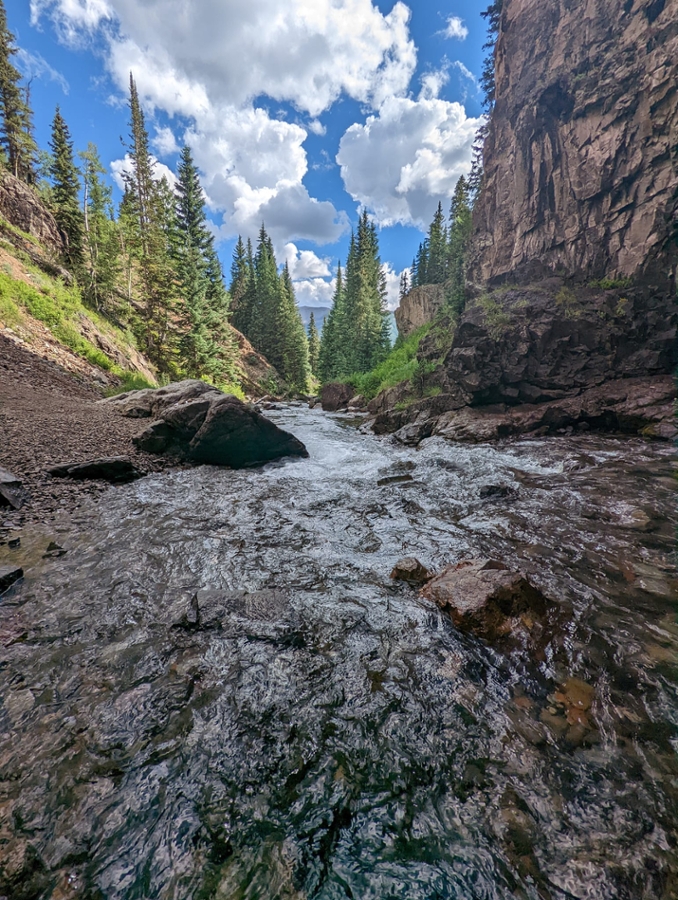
(110, 153, 177, 190)
(31, 0, 416, 248)
(337, 93, 484, 228)
(15, 48, 69, 93)
(443, 16, 468, 40)
(293, 276, 336, 309)
(32, 0, 417, 116)
(152, 126, 179, 157)
(382, 262, 408, 311)
(285, 244, 332, 280)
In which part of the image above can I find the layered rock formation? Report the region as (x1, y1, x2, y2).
(469, 0, 678, 290)
(0, 171, 64, 257)
(394, 284, 445, 338)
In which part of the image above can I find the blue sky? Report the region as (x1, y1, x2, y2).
(11, 0, 488, 309)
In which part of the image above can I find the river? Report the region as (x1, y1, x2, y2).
(1, 406, 676, 899)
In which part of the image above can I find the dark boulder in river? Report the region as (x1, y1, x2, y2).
(129, 385, 308, 468)
(321, 382, 354, 411)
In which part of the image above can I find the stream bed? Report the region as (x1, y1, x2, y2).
(1, 406, 677, 899)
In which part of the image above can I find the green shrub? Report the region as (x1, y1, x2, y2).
(346, 324, 431, 400)
(589, 276, 633, 290)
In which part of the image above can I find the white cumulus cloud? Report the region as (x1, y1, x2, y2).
(444, 16, 468, 40)
(110, 153, 177, 190)
(337, 93, 484, 228)
(30, 0, 415, 248)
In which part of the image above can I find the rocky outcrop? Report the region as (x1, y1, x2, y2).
(423, 282, 677, 407)
(372, 375, 676, 443)
(469, 0, 678, 290)
(394, 284, 445, 338)
(123, 381, 309, 468)
(0, 172, 64, 257)
(321, 382, 354, 411)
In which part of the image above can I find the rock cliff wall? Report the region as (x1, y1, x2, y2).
(394, 284, 445, 337)
(0, 171, 64, 257)
(470, 0, 678, 291)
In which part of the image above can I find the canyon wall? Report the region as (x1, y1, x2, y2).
(469, 0, 678, 291)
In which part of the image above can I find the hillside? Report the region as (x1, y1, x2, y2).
(0, 170, 280, 398)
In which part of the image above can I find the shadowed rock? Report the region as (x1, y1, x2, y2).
(0, 565, 23, 594)
(47, 457, 143, 483)
(321, 382, 353, 412)
(0, 467, 26, 510)
(132, 390, 308, 468)
(390, 558, 432, 585)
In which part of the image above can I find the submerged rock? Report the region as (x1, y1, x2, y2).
(47, 457, 143, 483)
(420, 559, 550, 644)
(390, 557, 432, 585)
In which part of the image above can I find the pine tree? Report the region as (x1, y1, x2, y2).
(426, 202, 448, 285)
(446, 175, 472, 316)
(278, 263, 310, 392)
(331, 212, 390, 376)
(0, 0, 36, 182)
(49, 106, 84, 270)
(307, 310, 320, 377)
(318, 262, 345, 382)
(399, 270, 409, 300)
(174, 144, 234, 381)
(231, 237, 256, 337)
(480, 0, 504, 111)
(124, 72, 178, 369)
(228, 236, 248, 318)
(79, 143, 120, 311)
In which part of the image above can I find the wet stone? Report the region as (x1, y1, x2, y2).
(0, 564, 23, 594)
(390, 557, 432, 585)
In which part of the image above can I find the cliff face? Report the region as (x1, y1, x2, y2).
(0, 171, 64, 256)
(394, 284, 445, 337)
(470, 0, 678, 290)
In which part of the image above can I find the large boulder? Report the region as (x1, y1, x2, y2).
(421, 559, 550, 645)
(321, 382, 354, 412)
(132, 390, 308, 468)
(99, 379, 220, 419)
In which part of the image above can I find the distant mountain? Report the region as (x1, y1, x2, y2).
(298, 306, 331, 331)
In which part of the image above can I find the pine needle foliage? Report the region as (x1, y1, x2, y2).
(0, 0, 36, 182)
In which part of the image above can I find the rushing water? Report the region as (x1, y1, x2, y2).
(1, 406, 677, 900)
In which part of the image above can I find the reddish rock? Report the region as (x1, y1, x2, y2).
(421, 559, 549, 643)
(390, 557, 432, 585)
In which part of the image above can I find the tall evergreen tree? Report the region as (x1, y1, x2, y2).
(446, 175, 472, 316)
(307, 310, 320, 378)
(49, 106, 84, 270)
(278, 263, 310, 392)
(321, 212, 390, 379)
(318, 262, 345, 382)
(174, 144, 234, 380)
(426, 201, 448, 284)
(399, 269, 409, 300)
(228, 236, 248, 317)
(480, 0, 504, 111)
(123, 72, 177, 368)
(79, 143, 120, 311)
(0, 0, 36, 182)
(231, 237, 256, 337)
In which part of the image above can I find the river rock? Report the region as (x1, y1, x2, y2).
(420, 559, 549, 643)
(0, 467, 26, 510)
(321, 382, 354, 412)
(47, 457, 143, 483)
(390, 558, 432, 585)
(134, 394, 308, 468)
(99, 379, 221, 418)
(0, 565, 23, 594)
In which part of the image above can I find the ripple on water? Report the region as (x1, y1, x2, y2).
(0, 406, 676, 899)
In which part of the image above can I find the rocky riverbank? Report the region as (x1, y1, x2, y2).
(0, 334, 182, 538)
